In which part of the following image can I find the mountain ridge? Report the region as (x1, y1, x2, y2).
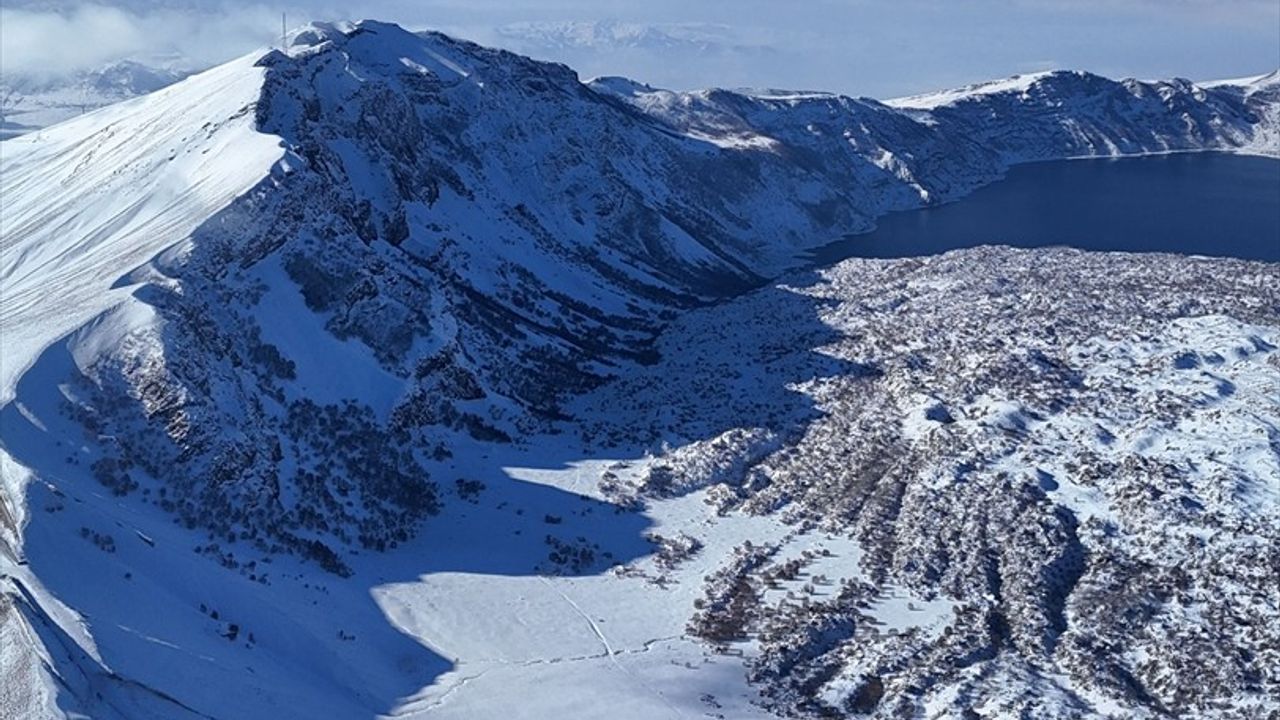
(1, 18, 1278, 720)
(3, 7, 1277, 607)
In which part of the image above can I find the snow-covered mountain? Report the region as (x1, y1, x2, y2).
(885, 68, 1273, 161)
(1201, 70, 1280, 157)
(0, 61, 191, 140)
(1, 19, 1277, 720)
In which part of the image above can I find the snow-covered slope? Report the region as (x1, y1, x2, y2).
(1201, 70, 1280, 157)
(0, 54, 285, 718)
(886, 71, 1059, 109)
(578, 247, 1280, 718)
(0, 49, 283, 547)
(0, 54, 282, 404)
(1, 19, 1278, 720)
(888, 69, 1277, 160)
(1, 61, 191, 140)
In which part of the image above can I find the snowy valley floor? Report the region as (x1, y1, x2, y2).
(4, 246, 1279, 719)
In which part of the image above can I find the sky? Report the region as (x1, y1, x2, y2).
(1, 1, 1277, 98)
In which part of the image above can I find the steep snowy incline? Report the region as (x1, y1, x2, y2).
(884, 71, 1057, 110)
(882, 69, 1276, 159)
(1, 61, 192, 140)
(1203, 70, 1280, 156)
(0, 51, 285, 720)
(0, 52, 283, 406)
(586, 76, 1001, 207)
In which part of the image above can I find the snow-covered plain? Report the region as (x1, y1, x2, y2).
(2, 20, 1279, 720)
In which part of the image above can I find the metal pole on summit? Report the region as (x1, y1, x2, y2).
(281, 13, 287, 50)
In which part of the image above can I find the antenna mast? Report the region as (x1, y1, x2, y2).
(281, 13, 287, 50)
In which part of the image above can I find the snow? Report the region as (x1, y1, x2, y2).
(3, 408, 852, 719)
(1, 19, 1277, 720)
(0, 53, 286, 717)
(0, 50, 285, 592)
(249, 255, 407, 416)
(864, 588, 954, 638)
(1200, 70, 1280, 92)
(884, 71, 1056, 109)
(0, 52, 283, 406)
(734, 88, 839, 102)
(370, 456, 873, 719)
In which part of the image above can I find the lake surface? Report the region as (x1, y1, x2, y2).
(813, 152, 1280, 263)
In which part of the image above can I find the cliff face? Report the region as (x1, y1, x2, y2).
(1, 19, 1276, 720)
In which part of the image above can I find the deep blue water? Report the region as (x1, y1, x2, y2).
(813, 152, 1280, 263)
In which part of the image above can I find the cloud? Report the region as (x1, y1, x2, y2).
(1010, 0, 1278, 19)
(0, 1, 1275, 96)
(0, 3, 284, 76)
(444, 20, 783, 91)
(491, 20, 772, 55)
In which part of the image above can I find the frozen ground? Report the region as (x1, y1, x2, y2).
(0, 406, 887, 719)
(9, 247, 1276, 719)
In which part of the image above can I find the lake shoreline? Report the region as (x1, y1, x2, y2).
(808, 152, 1280, 264)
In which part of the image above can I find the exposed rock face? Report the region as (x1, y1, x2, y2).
(587, 247, 1280, 718)
(890, 70, 1265, 160)
(26, 21, 1269, 569)
(1, 19, 1277, 720)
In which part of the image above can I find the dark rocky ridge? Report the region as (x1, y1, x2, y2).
(587, 247, 1280, 718)
(12, 19, 1279, 605)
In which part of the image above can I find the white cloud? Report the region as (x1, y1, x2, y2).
(0, 1, 1275, 96)
(0, 3, 284, 77)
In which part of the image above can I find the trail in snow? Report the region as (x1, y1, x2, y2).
(536, 577, 687, 719)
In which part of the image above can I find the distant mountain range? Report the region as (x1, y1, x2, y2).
(1, 60, 192, 140)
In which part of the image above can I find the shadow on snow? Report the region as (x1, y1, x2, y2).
(0, 267, 864, 719)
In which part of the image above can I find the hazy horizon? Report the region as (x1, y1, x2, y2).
(2, 1, 1278, 99)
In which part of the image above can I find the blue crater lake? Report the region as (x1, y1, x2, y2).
(815, 152, 1280, 263)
